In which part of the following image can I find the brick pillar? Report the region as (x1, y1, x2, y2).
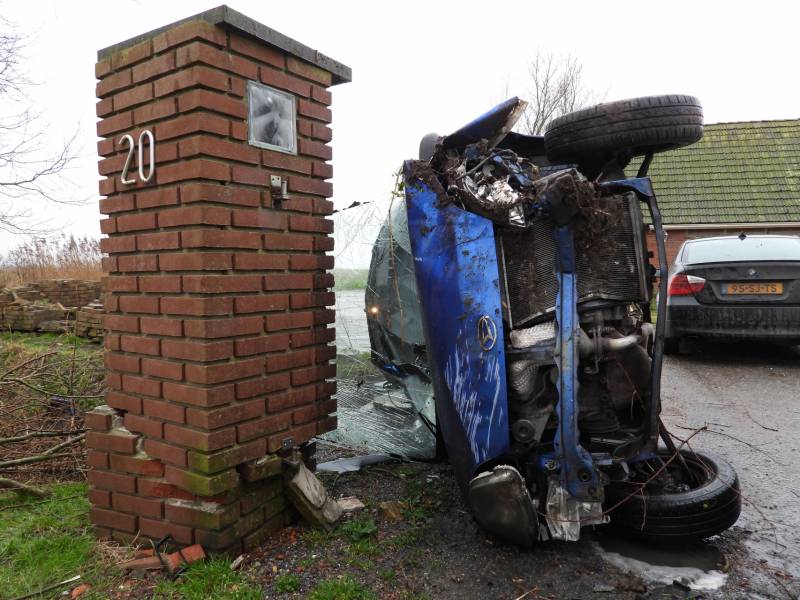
(89, 6, 351, 553)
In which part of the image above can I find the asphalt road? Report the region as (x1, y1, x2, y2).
(660, 341, 800, 599)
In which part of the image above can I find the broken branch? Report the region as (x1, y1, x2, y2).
(0, 476, 49, 497)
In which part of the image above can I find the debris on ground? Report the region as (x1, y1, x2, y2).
(119, 543, 206, 574)
(378, 500, 405, 522)
(285, 460, 342, 529)
(230, 554, 246, 571)
(316, 454, 391, 473)
(337, 496, 365, 512)
(70, 583, 91, 598)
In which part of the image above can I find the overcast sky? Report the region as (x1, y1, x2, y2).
(2, 0, 799, 267)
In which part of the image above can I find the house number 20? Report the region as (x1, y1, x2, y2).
(119, 130, 156, 185)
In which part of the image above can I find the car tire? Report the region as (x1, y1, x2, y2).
(663, 337, 680, 355)
(603, 450, 741, 544)
(543, 95, 703, 166)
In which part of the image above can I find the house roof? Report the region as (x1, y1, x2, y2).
(627, 119, 800, 225)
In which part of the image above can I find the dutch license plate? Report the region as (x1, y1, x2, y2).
(723, 282, 783, 295)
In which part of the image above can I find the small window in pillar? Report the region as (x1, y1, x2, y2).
(247, 81, 297, 155)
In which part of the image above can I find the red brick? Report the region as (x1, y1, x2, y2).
(233, 294, 288, 314)
(140, 317, 183, 336)
(180, 134, 260, 165)
(159, 252, 232, 272)
(154, 19, 227, 52)
(293, 404, 316, 425)
(229, 35, 283, 68)
(288, 176, 332, 197)
(106, 390, 143, 414)
(142, 358, 184, 381)
(156, 112, 229, 140)
(186, 399, 263, 430)
(143, 438, 188, 467)
(263, 233, 313, 251)
(97, 69, 132, 97)
(117, 254, 158, 272)
(312, 161, 333, 179)
(259, 66, 311, 97)
(161, 296, 233, 316)
(122, 374, 162, 398)
(88, 487, 111, 507)
(133, 97, 177, 124)
(138, 275, 182, 293)
(153, 65, 228, 98)
(297, 98, 332, 123)
(311, 85, 332, 106)
(143, 398, 185, 424)
(290, 291, 335, 309)
(139, 517, 193, 545)
(132, 52, 176, 83)
(110, 454, 165, 477)
(162, 339, 233, 361)
(231, 165, 268, 186)
(289, 255, 334, 271)
(180, 182, 260, 207)
(124, 413, 164, 438)
(184, 316, 263, 339)
(104, 314, 140, 334)
(85, 410, 112, 431)
(105, 352, 140, 374)
(184, 357, 263, 385)
(157, 159, 230, 185)
(87, 450, 110, 469)
(234, 252, 287, 273)
(181, 229, 261, 250)
(261, 151, 312, 175)
(264, 273, 313, 291)
(178, 88, 246, 119)
(182, 275, 262, 293)
(97, 111, 133, 137)
(113, 83, 154, 111)
(298, 137, 332, 160)
(159, 205, 231, 227)
(104, 276, 138, 292)
(88, 470, 136, 494)
(236, 372, 289, 399)
(119, 295, 160, 314)
(112, 493, 163, 518)
(163, 382, 234, 407)
(184, 42, 259, 80)
(136, 478, 193, 500)
(234, 333, 289, 357)
(239, 412, 291, 442)
(136, 187, 179, 209)
(90, 507, 137, 533)
(100, 235, 136, 254)
(95, 59, 112, 78)
(137, 231, 181, 251)
(231, 209, 286, 230)
(120, 335, 160, 356)
(164, 423, 235, 452)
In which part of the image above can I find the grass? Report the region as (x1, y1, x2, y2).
(153, 557, 262, 600)
(309, 575, 375, 600)
(274, 573, 301, 593)
(333, 269, 368, 291)
(0, 482, 98, 600)
(0, 234, 101, 287)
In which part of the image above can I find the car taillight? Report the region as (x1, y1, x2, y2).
(668, 273, 706, 296)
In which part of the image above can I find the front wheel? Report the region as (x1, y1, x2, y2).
(604, 450, 741, 543)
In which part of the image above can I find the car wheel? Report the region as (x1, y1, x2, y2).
(603, 450, 741, 544)
(663, 337, 680, 355)
(543, 95, 703, 169)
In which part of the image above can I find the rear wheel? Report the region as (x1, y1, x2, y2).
(604, 450, 741, 543)
(544, 95, 703, 176)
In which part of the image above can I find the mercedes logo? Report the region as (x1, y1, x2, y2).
(477, 315, 498, 351)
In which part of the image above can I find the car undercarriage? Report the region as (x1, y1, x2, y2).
(366, 95, 741, 545)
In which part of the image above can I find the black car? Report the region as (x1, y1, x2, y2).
(665, 234, 800, 352)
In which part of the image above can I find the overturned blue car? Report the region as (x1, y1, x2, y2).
(365, 96, 742, 546)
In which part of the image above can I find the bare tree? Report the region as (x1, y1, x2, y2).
(0, 16, 80, 234)
(519, 51, 601, 135)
